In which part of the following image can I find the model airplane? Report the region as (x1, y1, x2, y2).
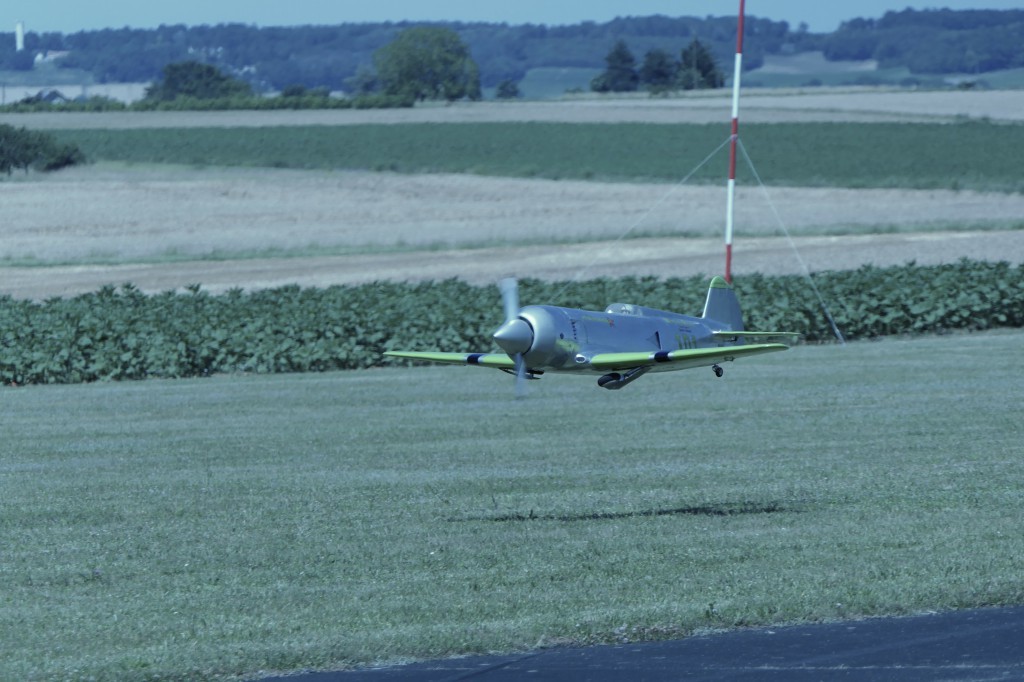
(384, 276, 797, 392)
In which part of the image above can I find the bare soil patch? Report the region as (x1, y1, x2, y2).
(2, 166, 1022, 299)
(4, 89, 1024, 131)
(5, 230, 1021, 300)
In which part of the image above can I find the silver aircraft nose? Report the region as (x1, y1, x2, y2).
(493, 318, 533, 355)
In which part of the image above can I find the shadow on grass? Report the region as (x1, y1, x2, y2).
(457, 500, 802, 523)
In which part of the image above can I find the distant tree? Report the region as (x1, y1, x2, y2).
(465, 60, 483, 101)
(0, 125, 32, 175)
(281, 84, 309, 98)
(345, 65, 379, 95)
(495, 79, 521, 99)
(822, 30, 878, 62)
(36, 140, 86, 172)
(590, 39, 639, 92)
(0, 125, 85, 176)
(1, 49, 35, 71)
(639, 48, 679, 92)
(677, 39, 724, 90)
(374, 27, 482, 102)
(144, 61, 253, 102)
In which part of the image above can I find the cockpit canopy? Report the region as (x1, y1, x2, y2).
(605, 303, 640, 316)
(605, 303, 688, 321)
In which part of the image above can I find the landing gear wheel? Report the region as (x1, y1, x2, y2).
(712, 364, 724, 378)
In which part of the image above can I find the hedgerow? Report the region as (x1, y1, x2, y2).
(0, 93, 414, 114)
(1, 260, 1021, 385)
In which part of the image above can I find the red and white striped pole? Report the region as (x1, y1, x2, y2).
(724, 0, 746, 283)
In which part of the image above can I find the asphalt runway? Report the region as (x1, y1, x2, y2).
(258, 606, 1024, 681)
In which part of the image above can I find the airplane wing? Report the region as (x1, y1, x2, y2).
(383, 351, 515, 369)
(589, 343, 789, 372)
(711, 331, 801, 341)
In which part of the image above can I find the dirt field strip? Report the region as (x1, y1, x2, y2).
(3, 89, 1024, 130)
(4, 166, 1024, 265)
(4, 230, 1023, 299)
(3, 165, 1024, 298)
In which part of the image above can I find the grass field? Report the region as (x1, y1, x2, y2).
(2, 330, 1022, 680)
(52, 120, 1024, 192)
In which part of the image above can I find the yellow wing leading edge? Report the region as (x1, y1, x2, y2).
(382, 351, 515, 369)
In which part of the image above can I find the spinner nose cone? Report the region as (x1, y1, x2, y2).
(493, 318, 533, 356)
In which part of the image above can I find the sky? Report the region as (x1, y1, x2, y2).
(10, 1, 1024, 35)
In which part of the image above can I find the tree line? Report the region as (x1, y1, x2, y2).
(0, 15, 793, 91)
(825, 9, 1024, 73)
(1, 9, 1021, 95)
(590, 39, 723, 93)
(2, 27, 481, 112)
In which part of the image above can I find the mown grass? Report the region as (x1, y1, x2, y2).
(2, 330, 1023, 680)
(52, 120, 1024, 192)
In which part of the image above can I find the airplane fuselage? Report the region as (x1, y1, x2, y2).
(384, 276, 793, 391)
(516, 303, 726, 374)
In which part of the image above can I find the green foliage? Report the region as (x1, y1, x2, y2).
(4, 10, 1021, 96)
(0, 95, 126, 113)
(144, 60, 253, 102)
(34, 140, 86, 171)
(627, 39, 723, 93)
(591, 40, 639, 92)
(495, 79, 521, 99)
(52, 121, 1024, 193)
(0, 91, 412, 113)
(1, 261, 1021, 386)
(279, 84, 324, 98)
(677, 39, 724, 90)
(374, 27, 482, 102)
(639, 48, 679, 92)
(128, 92, 413, 111)
(827, 9, 1024, 73)
(0, 48, 35, 71)
(0, 124, 85, 176)
(6, 15, 789, 90)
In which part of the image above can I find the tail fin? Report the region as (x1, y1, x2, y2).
(701, 276, 744, 331)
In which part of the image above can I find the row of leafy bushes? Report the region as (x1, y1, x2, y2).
(0, 93, 414, 114)
(2, 62, 419, 113)
(1, 260, 1020, 385)
(132, 92, 416, 111)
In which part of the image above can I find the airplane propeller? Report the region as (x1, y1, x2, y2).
(494, 278, 532, 398)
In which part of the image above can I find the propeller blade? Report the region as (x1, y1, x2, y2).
(498, 278, 531, 398)
(499, 277, 519, 324)
(514, 353, 528, 399)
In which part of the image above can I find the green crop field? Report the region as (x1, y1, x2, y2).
(52, 120, 1024, 192)
(2, 330, 1022, 680)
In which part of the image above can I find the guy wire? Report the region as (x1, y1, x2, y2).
(738, 138, 847, 345)
(551, 135, 733, 302)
